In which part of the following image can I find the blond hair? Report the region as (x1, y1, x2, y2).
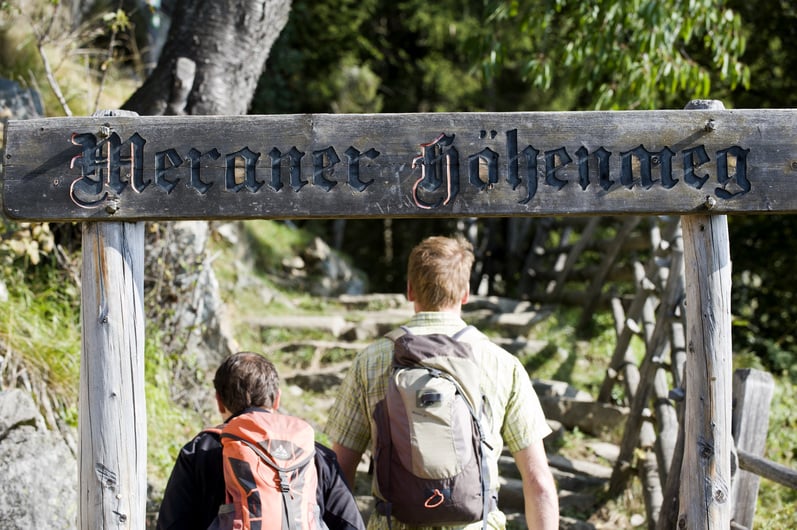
(407, 235, 474, 311)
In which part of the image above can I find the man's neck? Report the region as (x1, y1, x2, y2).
(414, 303, 462, 314)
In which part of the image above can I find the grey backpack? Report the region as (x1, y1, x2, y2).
(372, 326, 494, 527)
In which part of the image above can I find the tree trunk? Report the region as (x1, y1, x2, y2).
(123, 0, 292, 116)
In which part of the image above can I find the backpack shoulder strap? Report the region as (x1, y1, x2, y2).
(384, 325, 411, 342)
(451, 325, 487, 344)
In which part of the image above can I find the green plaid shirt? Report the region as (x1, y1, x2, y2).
(325, 312, 551, 530)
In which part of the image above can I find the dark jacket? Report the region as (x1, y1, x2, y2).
(155, 428, 365, 530)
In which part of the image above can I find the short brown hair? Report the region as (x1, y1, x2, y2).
(407, 235, 474, 311)
(213, 352, 280, 414)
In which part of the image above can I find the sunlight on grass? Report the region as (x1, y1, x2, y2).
(145, 333, 208, 486)
(1, 267, 81, 411)
(752, 377, 797, 528)
(521, 308, 628, 396)
(243, 220, 313, 272)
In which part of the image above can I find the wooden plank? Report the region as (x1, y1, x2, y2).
(730, 368, 775, 529)
(3, 109, 797, 221)
(80, 221, 146, 529)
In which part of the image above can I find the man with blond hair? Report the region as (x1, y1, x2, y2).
(326, 235, 559, 530)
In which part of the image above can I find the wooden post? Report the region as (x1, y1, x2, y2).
(78, 111, 146, 530)
(731, 368, 774, 529)
(678, 98, 733, 528)
(680, 212, 732, 528)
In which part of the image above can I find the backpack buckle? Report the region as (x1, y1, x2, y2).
(417, 390, 442, 408)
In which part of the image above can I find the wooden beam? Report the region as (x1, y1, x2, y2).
(737, 449, 797, 490)
(4, 109, 797, 221)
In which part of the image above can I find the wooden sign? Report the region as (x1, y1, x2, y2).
(2, 110, 796, 221)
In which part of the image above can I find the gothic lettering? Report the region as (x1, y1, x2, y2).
(187, 148, 218, 194)
(545, 147, 571, 190)
(269, 146, 305, 192)
(344, 147, 378, 192)
(69, 132, 105, 207)
(469, 148, 499, 190)
(63, 128, 751, 213)
(128, 133, 148, 193)
(506, 129, 541, 204)
(155, 148, 183, 194)
(69, 131, 147, 207)
(620, 145, 676, 190)
(715, 146, 751, 199)
(411, 133, 459, 209)
(225, 147, 262, 193)
(683, 145, 711, 189)
(576, 146, 613, 191)
(312, 146, 340, 192)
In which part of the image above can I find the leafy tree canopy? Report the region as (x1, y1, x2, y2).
(255, 0, 749, 113)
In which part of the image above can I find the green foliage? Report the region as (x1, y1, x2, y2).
(727, 0, 797, 108)
(254, 0, 567, 114)
(329, 54, 383, 113)
(477, 0, 749, 110)
(0, 220, 80, 413)
(517, 308, 621, 395)
(0, 221, 55, 268)
(145, 330, 205, 485)
(1, 267, 81, 405)
(241, 220, 313, 274)
(729, 215, 797, 379)
(255, 0, 748, 114)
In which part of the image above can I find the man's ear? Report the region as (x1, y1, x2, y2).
(273, 390, 281, 411)
(215, 392, 227, 416)
(406, 281, 415, 301)
(461, 288, 470, 305)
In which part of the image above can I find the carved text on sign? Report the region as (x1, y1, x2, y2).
(68, 132, 381, 208)
(67, 128, 750, 210)
(409, 130, 750, 208)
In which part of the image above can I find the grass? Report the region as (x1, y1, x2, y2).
(145, 333, 206, 486)
(516, 307, 628, 396)
(755, 380, 797, 528)
(0, 261, 81, 424)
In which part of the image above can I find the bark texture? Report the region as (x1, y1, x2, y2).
(124, 0, 291, 116)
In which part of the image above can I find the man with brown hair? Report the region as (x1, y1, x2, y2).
(326, 235, 558, 530)
(156, 351, 365, 530)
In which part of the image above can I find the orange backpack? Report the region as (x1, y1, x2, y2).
(209, 408, 324, 530)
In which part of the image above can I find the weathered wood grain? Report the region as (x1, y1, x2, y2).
(3, 109, 797, 221)
(679, 213, 733, 529)
(730, 369, 775, 529)
(737, 449, 797, 490)
(79, 221, 146, 530)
